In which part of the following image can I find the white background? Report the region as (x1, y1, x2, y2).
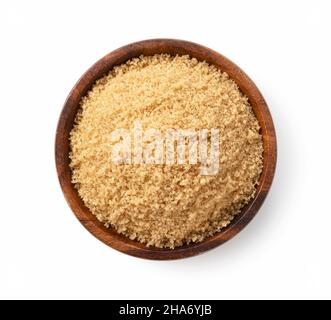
(0, 0, 330, 300)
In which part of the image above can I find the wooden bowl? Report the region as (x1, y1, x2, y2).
(55, 39, 277, 260)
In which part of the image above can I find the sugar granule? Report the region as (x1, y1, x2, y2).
(69, 54, 263, 248)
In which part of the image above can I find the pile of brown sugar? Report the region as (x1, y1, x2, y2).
(69, 54, 263, 248)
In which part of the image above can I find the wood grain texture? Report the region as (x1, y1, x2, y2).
(55, 39, 277, 260)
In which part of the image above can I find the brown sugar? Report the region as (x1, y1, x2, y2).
(69, 54, 263, 248)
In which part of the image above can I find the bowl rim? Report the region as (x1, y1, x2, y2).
(55, 38, 277, 260)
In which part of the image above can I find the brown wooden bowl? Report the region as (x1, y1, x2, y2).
(55, 39, 277, 260)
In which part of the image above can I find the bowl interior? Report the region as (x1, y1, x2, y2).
(55, 39, 276, 260)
